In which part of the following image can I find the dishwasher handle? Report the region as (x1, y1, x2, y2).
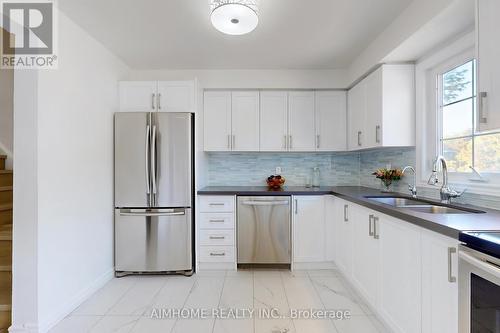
(241, 200, 290, 206)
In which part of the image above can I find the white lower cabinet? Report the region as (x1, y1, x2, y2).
(333, 197, 352, 275)
(351, 206, 379, 306)
(293, 196, 325, 262)
(421, 230, 458, 333)
(378, 214, 422, 333)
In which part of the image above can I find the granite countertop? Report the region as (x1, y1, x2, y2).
(198, 185, 500, 239)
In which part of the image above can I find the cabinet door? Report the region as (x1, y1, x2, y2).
(293, 196, 325, 263)
(324, 195, 336, 261)
(347, 82, 366, 150)
(204, 91, 231, 151)
(351, 206, 379, 306)
(421, 231, 458, 333)
(315, 91, 347, 151)
(477, 0, 500, 131)
(378, 215, 422, 333)
(157, 81, 195, 113)
(334, 198, 352, 276)
(119, 81, 157, 112)
(364, 68, 383, 148)
(288, 91, 316, 151)
(260, 91, 288, 151)
(231, 91, 260, 151)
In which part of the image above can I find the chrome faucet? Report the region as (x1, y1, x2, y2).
(402, 166, 417, 198)
(428, 155, 466, 204)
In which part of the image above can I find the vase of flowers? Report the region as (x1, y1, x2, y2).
(372, 168, 403, 192)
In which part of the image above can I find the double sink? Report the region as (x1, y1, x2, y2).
(365, 196, 486, 214)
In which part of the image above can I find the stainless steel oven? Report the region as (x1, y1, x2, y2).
(459, 244, 500, 333)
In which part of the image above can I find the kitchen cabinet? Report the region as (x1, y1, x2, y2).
(119, 80, 195, 113)
(204, 91, 232, 151)
(378, 214, 422, 333)
(204, 91, 259, 151)
(324, 195, 336, 261)
(315, 91, 347, 151)
(333, 197, 352, 275)
(293, 196, 325, 262)
(351, 206, 379, 306)
(347, 64, 415, 150)
(476, 0, 500, 131)
(231, 91, 260, 151)
(421, 230, 458, 333)
(260, 91, 288, 151)
(288, 91, 316, 151)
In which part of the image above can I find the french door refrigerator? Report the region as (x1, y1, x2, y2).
(114, 112, 193, 276)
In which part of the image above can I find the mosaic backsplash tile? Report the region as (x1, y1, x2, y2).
(206, 147, 499, 209)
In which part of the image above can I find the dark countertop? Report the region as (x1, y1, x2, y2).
(197, 186, 333, 196)
(198, 185, 500, 239)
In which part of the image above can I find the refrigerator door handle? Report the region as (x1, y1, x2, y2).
(145, 124, 151, 195)
(151, 125, 157, 197)
(119, 211, 185, 217)
(119, 208, 186, 217)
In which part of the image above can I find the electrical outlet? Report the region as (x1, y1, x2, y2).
(275, 167, 282, 175)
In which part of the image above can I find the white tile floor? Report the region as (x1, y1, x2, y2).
(50, 269, 390, 333)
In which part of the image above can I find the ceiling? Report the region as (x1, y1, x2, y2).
(59, 0, 414, 70)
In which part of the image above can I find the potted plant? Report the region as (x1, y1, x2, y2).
(372, 168, 403, 192)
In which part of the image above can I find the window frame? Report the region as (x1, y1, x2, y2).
(416, 32, 500, 196)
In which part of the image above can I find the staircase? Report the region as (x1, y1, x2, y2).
(0, 155, 12, 332)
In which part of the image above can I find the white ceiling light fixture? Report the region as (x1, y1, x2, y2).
(210, 0, 259, 35)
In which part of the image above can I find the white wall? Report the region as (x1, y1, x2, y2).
(128, 69, 348, 89)
(11, 10, 129, 333)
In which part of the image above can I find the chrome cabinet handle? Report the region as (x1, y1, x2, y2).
(157, 93, 161, 110)
(209, 219, 225, 223)
(151, 93, 155, 110)
(210, 252, 226, 256)
(283, 135, 287, 149)
(316, 135, 320, 149)
(295, 199, 298, 214)
(151, 125, 157, 196)
(375, 125, 381, 143)
(373, 216, 379, 239)
(209, 236, 225, 240)
(289, 135, 293, 149)
(448, 247, 457, 283)
(232, 135, 235, 149)
(227, 135, 231, 149)
(145, 124, 151, 195)
(357, 131, 362, 147)
(343, 204, 348, 222)
(479, 92, 488, 124)
(368, 214, 374, 236)
(209, 203, 225, 206)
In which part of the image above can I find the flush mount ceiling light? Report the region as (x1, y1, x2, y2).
(210, 0, 259, 35)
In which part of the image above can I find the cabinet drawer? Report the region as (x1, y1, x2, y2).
(199, 246, 235, 262)
(199, 213, 234, 229)
(199, 229, 234, 246)
(199, 196, 235, 212)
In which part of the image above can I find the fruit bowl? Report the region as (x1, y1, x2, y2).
(266, 175, 285, 189)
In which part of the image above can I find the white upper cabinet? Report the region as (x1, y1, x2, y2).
(260, 91, 288, 152)
(231, 91, 260, 151)
(119, 80, 195, 113)
(156, 81, 195, 113)
(315, 91, 347, 151)
(119, 81, 157, 112)
(204, 91, 232, 151)
(288, 91, 316, 151)
(347, 64, 415, 150)
(476, 0, 500, 131)
(293, 196, 325, 263)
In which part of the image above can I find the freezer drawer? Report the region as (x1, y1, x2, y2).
(237, 196, 291, 264)
(115, 208, 192, 272)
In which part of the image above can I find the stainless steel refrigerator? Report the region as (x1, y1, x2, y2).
(114, 112, 193, 277)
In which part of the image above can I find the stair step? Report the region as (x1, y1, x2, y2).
(0, 172, 11, 188)
(0, 226, 11, 242)
(0, 156, 5, 172)
(0, 310, 10, 331)
(0, 210, 11, 228)
(0, 188, 11, 206)
(0, 205, 11, 213)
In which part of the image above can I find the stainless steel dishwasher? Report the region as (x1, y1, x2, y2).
(237, 196, 291, 264)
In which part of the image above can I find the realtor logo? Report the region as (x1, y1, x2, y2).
(1, 0, 57, 68)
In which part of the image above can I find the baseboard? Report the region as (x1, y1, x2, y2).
(292, 261, 336, 270)
(35, 267, 114, 333)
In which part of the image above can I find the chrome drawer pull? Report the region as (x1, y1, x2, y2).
(209, 219, 225, 223)
(209, 236, 225, 240)
(448, 247, 457, 283)
(210, 252, 226, 256)
(209, 203, 225, 206)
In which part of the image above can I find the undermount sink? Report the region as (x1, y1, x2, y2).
(364, 196, 485, 214)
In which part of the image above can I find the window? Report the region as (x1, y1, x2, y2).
(438, 59, 500, 174)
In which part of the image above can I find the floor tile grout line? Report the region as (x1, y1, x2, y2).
(280, 270, 297, 333)
(170, 274, 201, 333)
(211, 271, 227, 333)
(252, 270, 256, 333)
(307, 271, 340, 333)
